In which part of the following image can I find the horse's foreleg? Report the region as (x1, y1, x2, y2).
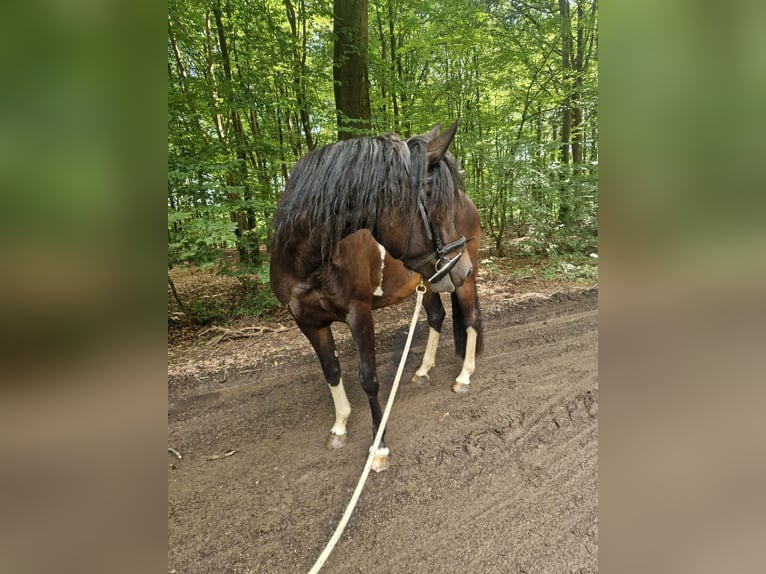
(450, 284, 482, 395)
(299, 324, 350, 449)
(347, 304, 389, 472)
(412, 328, 440, 382)
(452, 326, 478, 394)
(412, 291, 445, 384)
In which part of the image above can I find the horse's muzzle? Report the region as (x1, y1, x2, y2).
(427, 245, 465, 284)
(430, 251, 472, 293)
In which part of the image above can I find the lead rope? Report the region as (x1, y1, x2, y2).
(308, 280, 427, 574)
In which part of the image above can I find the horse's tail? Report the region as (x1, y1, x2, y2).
(451, 290, 484, 359)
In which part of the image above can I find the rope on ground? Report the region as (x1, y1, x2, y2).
(308, 283, 426, 574)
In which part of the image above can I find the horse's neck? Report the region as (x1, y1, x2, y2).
(370, 220, 406, 261)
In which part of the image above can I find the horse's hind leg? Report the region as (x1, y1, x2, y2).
(347, 303, 389, 472)
(299, 324, 351, 449)
(412, 290, 446, 385)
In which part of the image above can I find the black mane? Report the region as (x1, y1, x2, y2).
(271, 132, 461, 262)
(426, 149, 465, 222)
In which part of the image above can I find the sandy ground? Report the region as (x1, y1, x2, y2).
(168, 287, 598, 573)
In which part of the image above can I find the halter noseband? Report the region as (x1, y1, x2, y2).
(401, 178, 471, 284)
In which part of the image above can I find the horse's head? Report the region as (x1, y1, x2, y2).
(395, 121, 474, 293)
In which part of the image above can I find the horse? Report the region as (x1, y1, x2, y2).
(269, 121, 483, 471)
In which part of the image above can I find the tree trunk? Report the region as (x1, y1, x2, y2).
(284, 0, 315, 151)
(558, 0, 573, 166)
(333, 0, 371, 140)
(373, 1, 388, 124)
(387, 0, 399, 132)
(168, 276, 190, 317)
(213, 1, 257, 263)
(571, 0, 586, 167)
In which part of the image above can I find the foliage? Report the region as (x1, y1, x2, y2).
(217, 259, 281, 320)
(511, 165, 599, 257)
(168, 209, 237, 268)
(169, 258, 280, 326)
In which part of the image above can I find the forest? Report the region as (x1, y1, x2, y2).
(168, 0, 598, 323)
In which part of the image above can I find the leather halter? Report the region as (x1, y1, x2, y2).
(400, 178, 471, 284)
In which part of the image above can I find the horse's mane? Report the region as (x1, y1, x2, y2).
(271, 132, 462, 262)
(427, 149, 464, 222)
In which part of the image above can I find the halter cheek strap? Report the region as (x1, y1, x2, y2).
(402, 188, 474, 283)
(410, 235, 470, 283)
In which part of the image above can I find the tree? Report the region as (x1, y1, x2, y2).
(333, 0, 371, 139)
(558, 0, 597, 168)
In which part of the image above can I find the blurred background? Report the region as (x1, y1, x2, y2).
(0, 0, 764, 572)
(601, 1, 766, 572)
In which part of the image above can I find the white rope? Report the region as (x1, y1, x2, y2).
(308, 284, 426, 574)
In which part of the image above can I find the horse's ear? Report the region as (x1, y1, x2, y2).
(426, 119, 459, 165)
(425, 123, 441, 140)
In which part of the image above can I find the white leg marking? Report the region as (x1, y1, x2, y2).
(414, 328, 440, 378)
(373, 242, 386, 296)
(329, 378, 351, 436)
(369, 445, 390, 457)
(455, 327, 478, 386)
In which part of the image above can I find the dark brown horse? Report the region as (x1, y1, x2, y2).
(270, 121, 482, 471)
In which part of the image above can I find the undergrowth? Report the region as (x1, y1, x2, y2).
(170, 246, 597, 332)
(168, 257, 281, 327)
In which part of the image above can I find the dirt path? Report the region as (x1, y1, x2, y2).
(168, 288, 598, 573)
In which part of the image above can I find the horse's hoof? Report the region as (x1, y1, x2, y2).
(452, 381, 471, 394)
(370, 453, 390, 473)
(326, 433, 348, 450)
(411, 373, 429, 385)
(369, 446, 390, 472)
